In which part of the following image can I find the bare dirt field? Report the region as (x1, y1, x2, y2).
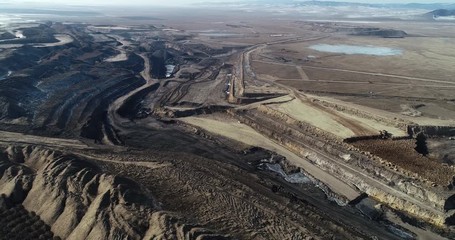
(251, 60, 302, 79)
(243, 22, 455, 122)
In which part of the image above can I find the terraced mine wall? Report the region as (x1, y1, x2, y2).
(155, 105, 232, 118)
(238, 93, 287, 105)
(408, 125, 455, 137)
(172, 105, 232, 118)
(0, 24, 151, 145)
(80, 77, 145, 144)
(117, 83, 160, 119)
(229, 106, 455, 226)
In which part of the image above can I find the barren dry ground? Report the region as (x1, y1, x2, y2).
(1, 7, 455, 240)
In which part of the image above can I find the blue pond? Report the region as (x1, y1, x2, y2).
(309, 44, 403, 56)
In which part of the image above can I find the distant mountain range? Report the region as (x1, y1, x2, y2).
(292, 1, 455, 10)
(198, 1, 455, 21)
(202, 1, 455, 10)
(427, 9, 455, 17)
(0, 6, 100, 16)
(295, 2, 455, 21)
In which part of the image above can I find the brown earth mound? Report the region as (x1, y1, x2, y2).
(0, 145, 229, 240)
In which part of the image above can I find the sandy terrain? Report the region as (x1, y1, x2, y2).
(269, 99, 357, 138)
(180, 116, 360, 200)
(271, 98, 408, 137)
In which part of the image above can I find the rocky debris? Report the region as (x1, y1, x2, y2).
(352, 138, 455, 186)
(401, 104, 422, 117)
(408, 125, 455, 138)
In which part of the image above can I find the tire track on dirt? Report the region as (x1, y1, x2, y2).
(302, 65, 455, 85)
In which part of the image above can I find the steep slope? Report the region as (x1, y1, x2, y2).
(0, 145, 228, 240)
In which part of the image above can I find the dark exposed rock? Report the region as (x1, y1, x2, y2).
(0, 32, 16, 40)
(408, 125, 455, 137)
(350, 28, 408, 38)
(415, 132, 429, 156)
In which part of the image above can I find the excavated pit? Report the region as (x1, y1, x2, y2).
(1, 19, 455, 239)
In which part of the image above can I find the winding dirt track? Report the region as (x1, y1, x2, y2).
(104, 35, 128, 62)
(106, 53, 158, 143)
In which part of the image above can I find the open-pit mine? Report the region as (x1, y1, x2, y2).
(1, 3, 455, 240)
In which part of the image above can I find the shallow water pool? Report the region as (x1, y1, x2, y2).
(309, 44, 402, 56)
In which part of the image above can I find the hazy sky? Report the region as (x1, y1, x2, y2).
(3, 0, 455, 6)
